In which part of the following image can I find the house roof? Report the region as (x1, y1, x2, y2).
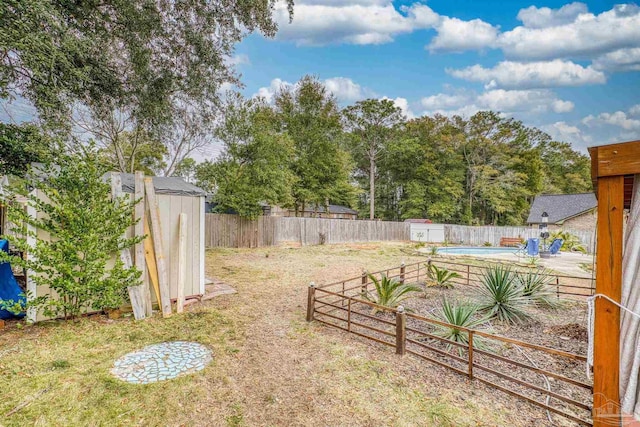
(104, 172, 207, 197)
(300, 204, 358, 215)
(527, 193, 597, 224)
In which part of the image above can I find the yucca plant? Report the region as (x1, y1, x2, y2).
(426, 264, 461, 289)
(516, 269, 559, 308)
(363, 273, 421, 313)
(433, 298, 490, 355)
(477, 266, 531, 324)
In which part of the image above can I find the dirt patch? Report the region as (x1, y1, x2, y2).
(545, 323, 588, 341)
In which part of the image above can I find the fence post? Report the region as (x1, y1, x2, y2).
(400, 261, 406, 284)
(468, 330, 474, 380)
(361, 270, 368, 296)
(347, 298, 352, 332)
(556, 276, 560, 299)
(306, 282, 316, 322)
(395, 306, 406, 356)
(466, 264, 470, 286)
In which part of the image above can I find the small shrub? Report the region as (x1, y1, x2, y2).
(427, 246, 438, 256)
(483, 241, 492, 247)
(318, 232, 327, 245)
(433, 298, 489, 354)
(51, 359, 70, 369)
(363, 274, 421, 312)
(516, 269, 558, 308)
(426, 264, 461, 289)
(525, 256, 539, 267)
(477, 266, 531, 324)
(414, 241, 426, 249)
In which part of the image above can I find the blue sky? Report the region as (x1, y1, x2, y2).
(2, 1, 639, 156)
(230, 0, 640, 153)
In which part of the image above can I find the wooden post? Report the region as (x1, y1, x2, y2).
(347, 298, 352, 332)
(111, 173, 146, 320)
(306, 282, 316, 322)
(400, 262, 405, 284)
(176, 213, 187, 313)
(144, 219, 161, 305)
(468, 330, 474, 380)
(134, 172, 152, 317)
(593, 175, 624, 426)
(145, 178, 172, 317)
(556, 276, 560, 300)
(466, 265, 470, 286)
(395, 306, 406, 356)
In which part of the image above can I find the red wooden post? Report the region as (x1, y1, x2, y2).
(395, 306, 406, 356)
(400, 261, 406, 284)
(468, 330, 474, 380)
(361, 270, 368, 296)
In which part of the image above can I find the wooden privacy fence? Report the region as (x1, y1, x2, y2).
(306, 260, 593, 426)
(444, 224, 596, 254)
(204, 214, 410, 248)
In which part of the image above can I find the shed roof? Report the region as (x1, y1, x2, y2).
(104, 172, 207, 197)
(527, 193, 597, 224)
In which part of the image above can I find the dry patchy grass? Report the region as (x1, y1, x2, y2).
(0, 242, 561, 426)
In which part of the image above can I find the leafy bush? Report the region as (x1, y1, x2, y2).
(433, 298, 489, 354)
(426, 264, 461, 289)
(0, 156, 142, 320)
(483, 241, 492, 247)
(477, 266, 531, 324)
(516, 269, 558, 308)
(363, 273, 421, 312)
(427, 246, 438, 256)
(549, 230, 587, 253)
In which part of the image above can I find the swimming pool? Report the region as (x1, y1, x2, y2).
(436, 246, 519, 255)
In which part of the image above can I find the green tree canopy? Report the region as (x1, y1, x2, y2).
(0, 122, 59, 177)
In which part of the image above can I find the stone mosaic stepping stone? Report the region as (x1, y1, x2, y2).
(111, 341, 212, 384)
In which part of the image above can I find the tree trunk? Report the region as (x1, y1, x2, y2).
(369, 156, 375, 220)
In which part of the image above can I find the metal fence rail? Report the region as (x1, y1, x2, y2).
(308, 259, 594, 426)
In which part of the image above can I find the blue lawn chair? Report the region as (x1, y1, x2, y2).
(526, 238, 539, 257)
(515, 240, 528, 257)
(548, 238, 564, 255)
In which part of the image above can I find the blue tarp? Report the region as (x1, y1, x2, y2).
(0, 239, 26, 319)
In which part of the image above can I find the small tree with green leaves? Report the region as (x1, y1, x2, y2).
(362, 273, 421, 313)
(0, 156, 142, 320)
(426, 263, 461, 290)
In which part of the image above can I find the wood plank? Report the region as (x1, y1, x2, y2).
(145, 177, 172, 317)
(134, 171, 152, 317)
(143, 218, 161, 305)
(110, 172, 146, 320)
(593, 175, 623, 426)
(592, 140, 640, 178)
(176, 213, 187, 313)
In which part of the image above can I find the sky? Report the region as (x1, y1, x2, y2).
(2, 0, 639, 157)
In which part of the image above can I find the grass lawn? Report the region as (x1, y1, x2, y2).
(0, 242, 569, 426)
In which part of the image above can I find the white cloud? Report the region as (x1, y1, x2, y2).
(273, 2, 438, 46)
(516, 2, 588, 29)
(447, 60, 605, 89)
(381, 96, 414, 119)
(420, 88, 574, 116)
(226, 54, 251, 67)
(254, 76, 376, 104)
(324, 77, 375, 102)
(428, 17, 499, 52)
(592, 47, 640, 71)
(542, 121, 592, 150)
(630, 105, 640, 117)
(497, 4, 640, 60)
(584, 111, 640, 131)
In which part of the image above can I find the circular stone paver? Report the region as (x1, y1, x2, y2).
(111, 341, 212, 384)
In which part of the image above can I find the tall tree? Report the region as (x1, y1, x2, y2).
(343, 99, 404, 219)
(196, 96, 294, 219)
(275, 76, 357, 215)
(1, 0, 294, 129)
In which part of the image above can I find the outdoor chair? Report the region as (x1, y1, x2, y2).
(526, 238, 540, 257)
(548, 238, 564, 256)
(515, 240, 528, 257)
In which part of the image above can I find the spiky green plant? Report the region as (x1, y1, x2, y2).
(516, 269, 559, 308)
(427, 246, 438, 256)
(477, 266, 531, 324)
(363, 273, 421, 312)
(427, 264, 462, 289)
(433, 298, 489, 355)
